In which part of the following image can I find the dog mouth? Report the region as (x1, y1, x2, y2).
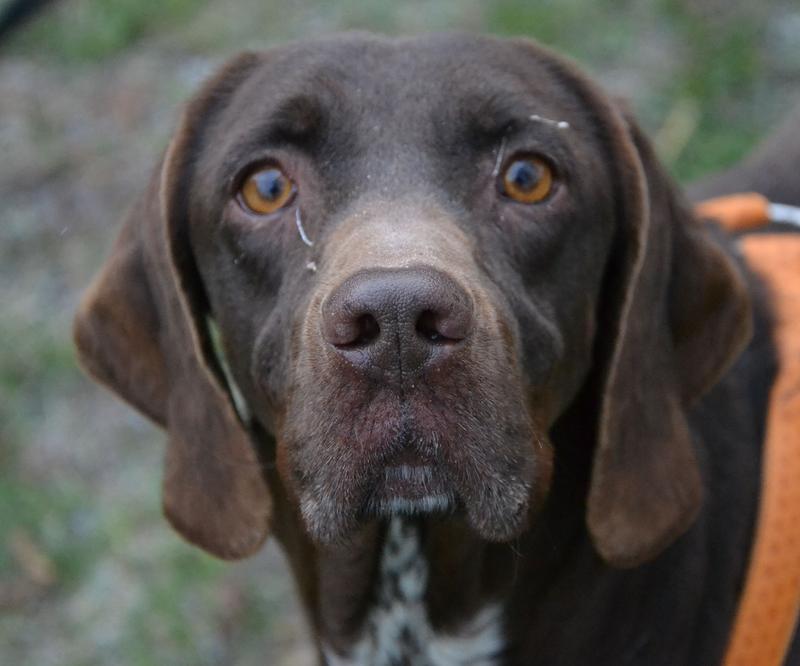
(286, 390, 545, 545)
(359, 426, 460, 521)
(362, 459, 458, 519)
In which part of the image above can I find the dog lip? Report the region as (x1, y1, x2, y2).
(381, 463, 442, 497)
(374, 494, 456, 516)
(384, 463, 434, 484)
(363, 463, 456, 517)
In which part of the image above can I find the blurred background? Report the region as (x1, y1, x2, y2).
(0, 0, 798, 663)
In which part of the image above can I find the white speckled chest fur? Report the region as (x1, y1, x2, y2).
(324, 518, 505, 665)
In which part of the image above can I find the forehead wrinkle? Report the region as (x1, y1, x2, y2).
(458, 90, 537, 138)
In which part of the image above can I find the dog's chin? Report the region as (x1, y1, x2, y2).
(297, 457, 539, 546)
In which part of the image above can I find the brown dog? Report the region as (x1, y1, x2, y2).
(73, 33, 789, 665)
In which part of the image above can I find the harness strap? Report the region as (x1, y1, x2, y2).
(723, 235, 800, 666)
(695, 192, 800, 232)
(695, 195, 800, 666)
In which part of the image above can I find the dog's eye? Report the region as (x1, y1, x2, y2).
(501, 157, 553, 204)
(238, 167, 295, 215)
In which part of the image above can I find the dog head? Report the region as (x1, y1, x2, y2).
(74, 34, 751, 567)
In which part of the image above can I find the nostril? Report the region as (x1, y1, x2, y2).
(322, 305, 382, 348)
(350, 313, 380, 348)
(415, 309, 464, 345)
(327, 312, 381, 349)
(416, 310, 443, 343)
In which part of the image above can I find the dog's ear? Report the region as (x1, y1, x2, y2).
(586, 106, 752, 567)
(73, 53, 271, 560)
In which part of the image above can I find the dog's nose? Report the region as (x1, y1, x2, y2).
(321, 267, 474, 376)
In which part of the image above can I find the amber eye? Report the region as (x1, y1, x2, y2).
(238, 166, 295, 215)
(501, 157, 554, 204)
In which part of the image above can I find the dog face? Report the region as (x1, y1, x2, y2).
(190, 35, 617, 544)
(74, 34, 752, 566)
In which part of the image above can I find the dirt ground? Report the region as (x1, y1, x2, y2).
(1, 0, 798, 663)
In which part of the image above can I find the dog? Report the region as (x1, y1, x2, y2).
(73, 33, 798, 665)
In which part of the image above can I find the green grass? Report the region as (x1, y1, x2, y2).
(0, 471, 104, 585)
(486, 0, 638, 63)
(0, 315, 74, 445)
(655, 0, 767, 180)
(5, 0, 209, 61)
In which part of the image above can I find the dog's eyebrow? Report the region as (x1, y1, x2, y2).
(459, 90, 573, 146)
(218, 93, 331, 184)
(222, 94, 328, 166)
(268, 94, 328, 141)
(461, 92, 535, 139)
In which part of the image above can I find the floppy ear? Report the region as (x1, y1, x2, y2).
(586, 108, 752, 567)
(73, 53, 272, 560)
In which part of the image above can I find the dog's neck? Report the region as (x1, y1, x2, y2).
(317, 516, 509, 665)
(320, 517, 505, 665)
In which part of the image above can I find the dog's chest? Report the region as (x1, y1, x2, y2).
(323, 517, 505, 666)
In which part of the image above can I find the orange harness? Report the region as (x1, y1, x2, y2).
(695, 194, 800, 666)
